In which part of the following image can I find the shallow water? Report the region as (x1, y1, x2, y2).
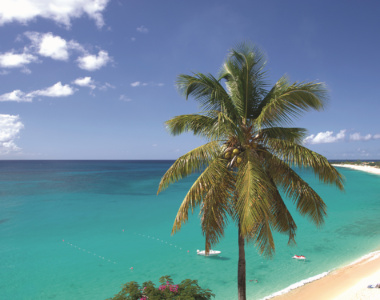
(0, 161, 379, 299)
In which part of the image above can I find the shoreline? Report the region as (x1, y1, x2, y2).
(262, 165, 380, 300)
(332, 164, 380, 175)
(264, 250, 380, 300)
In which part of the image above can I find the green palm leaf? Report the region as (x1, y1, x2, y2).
(266, 138, 344, 190)
(157, 141, 221, 194)
(255, 77, 328, 128)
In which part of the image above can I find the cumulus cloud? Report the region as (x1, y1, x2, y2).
(73, 76, 96, 89)
(136, 25, 149, 33)
(0, 90, 31, 102)
(28, 82, 75, 97)
(304, 129, 380, 144)
(0, 114, 24, 154)
(77, 50, 110, 71)
(0, 50, 37, 68)
(0, 0, 110, 28)
(349, 132, 380, 141)
(25, 32, 85, 61)
(0, 81, 75, 102)
(303, 130, 346, 144)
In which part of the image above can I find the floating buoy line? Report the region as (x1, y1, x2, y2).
(61, 239, 117, 264)
(133, 232, 189, 252)
(61, 229, 192, 270)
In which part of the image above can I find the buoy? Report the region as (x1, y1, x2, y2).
(130, 267, 133, 270)
(122, 229, 124, 232)
(62, 239, 64, 242)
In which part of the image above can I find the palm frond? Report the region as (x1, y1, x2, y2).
(264, 152, 327, 227)
(266, 179, 297, 245)
(266, 138, 344, 190)
(200, 165, 235, 251)
(235, 150, 274, 238)
(176, 73, 238, 117)
(260, 127, 308, 144)
(157, 141, 221, 194)
(255, 77, 328, 128)
(165, 111, 242, 141)
(171, 158, 233, 235)
(219, 42, 267, 121)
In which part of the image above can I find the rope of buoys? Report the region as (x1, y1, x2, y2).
(132, 232, 189, 253)
(62, 239, 117, 264)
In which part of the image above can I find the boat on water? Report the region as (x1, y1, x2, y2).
(292, 255, 306, 260)
(197, 249, 221, 256)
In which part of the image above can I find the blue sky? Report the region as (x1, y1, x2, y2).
(0, 0, 379, 160)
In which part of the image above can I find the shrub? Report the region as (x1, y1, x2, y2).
(108, 275, 215, 300)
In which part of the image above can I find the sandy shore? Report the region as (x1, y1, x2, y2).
(332, 164, 380, 175)
(269, 250, 380, 300)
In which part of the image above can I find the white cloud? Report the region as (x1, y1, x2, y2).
(304, 129, 380, 144)
(136, 25, 149, 33)
(0, 81, 75, 102)
(130, 81, 152, 87)
(0, 0, 110, 28)
(77, 50, 110, 71)
(73, 76, 95, 89)
(26, 32, 68, 60)
(0, 50, 37, 68)
(0, 90, 31, 102)
(28, 82, 75, 97)
(0, 114, 24, 154)
(25, 32, 85, 61)
(349, 133, 380, 141)
(303, 130, 346, 144)
(131, 81, 141, 87)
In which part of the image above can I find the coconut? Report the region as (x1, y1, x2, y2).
(232, 148, 240, 155)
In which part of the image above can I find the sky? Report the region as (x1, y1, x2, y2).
(0, 0, 379, 160)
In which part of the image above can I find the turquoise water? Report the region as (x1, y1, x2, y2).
(0, 160, 379, 300)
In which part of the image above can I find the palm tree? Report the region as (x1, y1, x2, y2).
(157, 43, 344, 300)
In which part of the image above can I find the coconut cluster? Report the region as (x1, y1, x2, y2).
(224, 147, 243, 167)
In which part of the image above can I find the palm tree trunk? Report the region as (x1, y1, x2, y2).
(238, 224, 246, 300)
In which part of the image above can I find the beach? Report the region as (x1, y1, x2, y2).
(268, 163, 380, 300)
(332, 164, 380, 175)
(270, 250, 380, 300)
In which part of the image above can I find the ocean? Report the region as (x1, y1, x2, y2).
(0, 160, 379, 300)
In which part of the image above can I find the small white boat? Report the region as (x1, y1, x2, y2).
(292, 255, 306, 260)
(197, 249, 221, 256)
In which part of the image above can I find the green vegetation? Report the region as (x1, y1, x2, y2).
(108, 275, 214, 300)
(157, 42, 344, 300)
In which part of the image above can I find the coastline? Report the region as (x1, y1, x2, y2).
(332, 164, 380, 175)
(265, 250, 380, 300)
(263, 165, 380, 300)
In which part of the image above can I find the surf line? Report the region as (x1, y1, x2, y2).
(62, 239, 117, 264)
(132, 232, 189, 253)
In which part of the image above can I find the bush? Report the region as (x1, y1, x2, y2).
(108, 275, 215, 300)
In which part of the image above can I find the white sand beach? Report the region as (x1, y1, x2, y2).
(271, 250, 380, 300)
(332, 164, 380, 175)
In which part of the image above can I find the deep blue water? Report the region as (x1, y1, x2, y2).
(0, 160, 379, 300)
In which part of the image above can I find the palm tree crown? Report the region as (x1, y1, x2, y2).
(157, 43, 343, 300)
